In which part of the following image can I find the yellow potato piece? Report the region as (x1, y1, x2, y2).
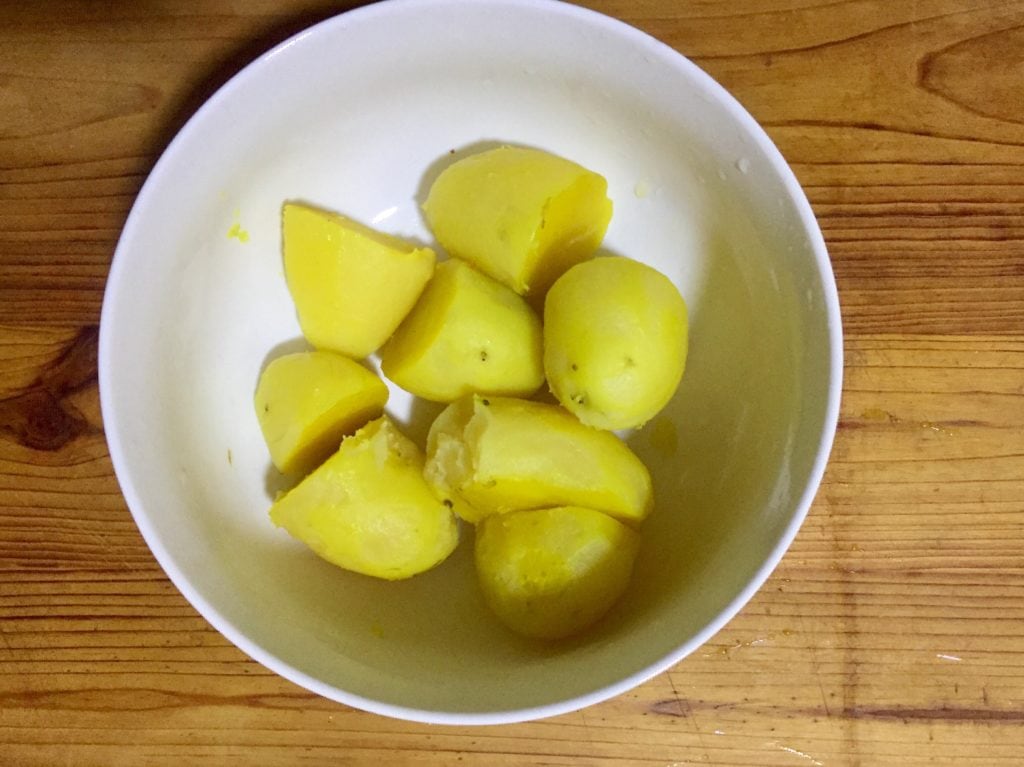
(424, 395, 653, 525)
(380, 259, 543, 402)
(270, 416, 459, 581)
(282, 202, 435, 358)
(423, 396, 488, 525)
(475, 506, 640, 640)
(423, 146, 612, 296)
(254, 350, 388, 476)
(544, 256, 688, 430)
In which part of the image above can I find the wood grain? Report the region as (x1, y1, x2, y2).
(2, 1, 1023, 765)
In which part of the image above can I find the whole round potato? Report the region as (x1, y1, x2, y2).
(544, 256, 688, 430)
(475, 506, 640, 640)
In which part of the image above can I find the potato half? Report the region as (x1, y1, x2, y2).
(270, 416, 458, 580)
(282, 202, 435, 358)
(380, 259, 543, 401)
(423, 146, 612, 296)
(424, 395, 653, 525)
(254, 350, 388, 476)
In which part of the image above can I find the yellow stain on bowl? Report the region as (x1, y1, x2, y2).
(227, 221, 250, 243)
(227, 207, 250, 243)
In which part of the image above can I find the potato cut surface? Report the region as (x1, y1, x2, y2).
(282, 202, 435, 358)
(270, 416, 458, 580)
(423, 146, 611, 296)
(424, 395, 653, 525)
(381, 259, 543, 402)
(255, 350, 388, 475)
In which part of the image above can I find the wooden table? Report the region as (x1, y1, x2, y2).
(2, 1, 1022, 764)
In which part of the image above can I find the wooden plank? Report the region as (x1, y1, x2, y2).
(1, 331, 1021, 764)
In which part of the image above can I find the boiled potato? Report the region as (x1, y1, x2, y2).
(544, 256, 688, 430)
(475, 506, 640, 640)
(424, 395, 653, 525)
(283, 202, 435, 358)
(423, 146, 612, 296)
(255, 350, 388, 475)
(380, 259, 543, 402)
(270, 416, 458, 580)
(422, 396, 488, 524)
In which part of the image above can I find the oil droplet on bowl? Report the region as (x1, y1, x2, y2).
(735, 157, 751, 174)
(634, 180, 650, 198)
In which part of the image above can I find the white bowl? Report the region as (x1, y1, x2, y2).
(100, 0, 841, 725)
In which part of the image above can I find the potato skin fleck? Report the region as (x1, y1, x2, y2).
(423, 395, 653, 526)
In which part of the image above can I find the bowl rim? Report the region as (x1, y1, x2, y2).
(99, 0, 843, 726)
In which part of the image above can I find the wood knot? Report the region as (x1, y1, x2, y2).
(0, 325, 98, 452)
(0, 389, 88, 451)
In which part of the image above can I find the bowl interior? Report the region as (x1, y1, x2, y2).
(101, 0, 839, 723)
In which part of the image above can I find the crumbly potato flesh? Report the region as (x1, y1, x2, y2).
(424, 395, 653, 525)
(270, 416, 458, 580)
